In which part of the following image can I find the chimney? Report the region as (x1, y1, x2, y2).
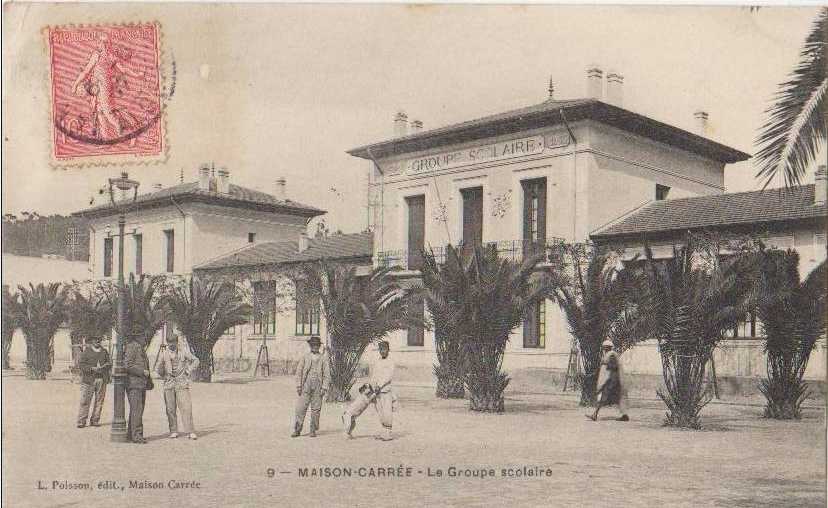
(606, 70, 624, 107)
(393, 111, 408, 137)
(298, 232, 310, 252)
(815, 165, 827, 206)
(410, 120, 423, 133)
(275, 177, 287, 201)
(152, 183, 163, 192)
(218, 168, 230, 194)
(548, 75, 555, 100)
(586, 64, 603, 100)
(198, 165, 210, 191)
(694, 110, 709, 137)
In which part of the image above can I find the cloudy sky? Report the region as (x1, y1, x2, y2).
(2, 4, 823, 233)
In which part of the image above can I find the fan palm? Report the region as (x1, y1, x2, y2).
(755, 8, 827, 188)
(641, 239, 757, 428)
(165, 276, 251, 382)
(15, 283, 69, 379)
(302, 262, 417, 402)
(755, 250, 826, 419)
(553, 244, 645, 406)
(2, 285, 21, 370)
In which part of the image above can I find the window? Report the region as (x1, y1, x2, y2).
(248, 233, 256, 243)
(461, 186, 483, 254)
(407, 297, 425, 347)
(134, 234, 143, 275)
(103, 237, 113, 277)
(522, 178, 547, 256)
(656, 184, 671, 201)
(295, 279, 320, 336)
(726, 312, 763, 338)
(163, 229, 174, 273)
(406, 195, 425, 270)
(253, 282, 277, 336)
(223, 325, 236, 337)
(523, 300, 546, 348)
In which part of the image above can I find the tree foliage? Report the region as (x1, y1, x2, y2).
(14, 283, 69, 379)
(755, 8, 827, 188)
(302, 262, 417, 402)
(165, 276, 251, 383)
(2, 285, 22, 370)
(553, 244, 645, 406)
(640, 238, 757, 428)
(755, 250, 826, 419)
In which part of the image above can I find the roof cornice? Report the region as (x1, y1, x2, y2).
(347, 100, 750, 164)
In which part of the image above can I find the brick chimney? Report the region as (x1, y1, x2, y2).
(694, 110, 709, 137)
(218, 168, 230, 194)
(410, 120, 423, 133)
(198, 165, 210, 191)
(394, 111, 408, 137)
(815, 165, 827, 206)
(606, 70, 624, 107)
(586, 65, 603, 100)
(275, 177, 287, 201)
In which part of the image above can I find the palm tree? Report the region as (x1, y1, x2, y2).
(2, 285, 21, 370)
(755, 250, 826, 419)
(106, 274, 168, 352)
(302, 262, 417, 402)
(423, 244, 551, 413)
(418, 246, 472, 399)
(67, 284, 115, 368)
(640, 239, 756, 428)
(755, 8, 827, 188)
(165, 276, 251, 382)
(553, 244, 645, 406)
(15, 283, 69, 379)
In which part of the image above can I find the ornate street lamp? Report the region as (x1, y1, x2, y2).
(108, 172, 139, 443)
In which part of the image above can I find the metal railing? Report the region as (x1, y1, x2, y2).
(376, 238, 567, 271)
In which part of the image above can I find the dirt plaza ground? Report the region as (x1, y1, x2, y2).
(2, 372, 825, 508)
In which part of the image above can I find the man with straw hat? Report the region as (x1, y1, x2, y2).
(292, 335, 329, 438)
(588, 339, 629, 422)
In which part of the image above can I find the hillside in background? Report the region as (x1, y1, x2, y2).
(2, 213, 89, 261)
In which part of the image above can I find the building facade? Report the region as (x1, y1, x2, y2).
(591, 168, 828, 384)
(347, 69, 750, 381)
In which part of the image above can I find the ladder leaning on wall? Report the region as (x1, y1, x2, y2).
(562, 338, 582, 392)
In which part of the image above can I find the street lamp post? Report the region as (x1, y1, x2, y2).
(108, 172, 140, 443)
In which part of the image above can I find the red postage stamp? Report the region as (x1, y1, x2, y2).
(47, 22, 166, 165)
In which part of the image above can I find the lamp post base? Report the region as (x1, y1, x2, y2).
(110, 366, 129, 443)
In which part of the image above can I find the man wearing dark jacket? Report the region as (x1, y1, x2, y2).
(124, 335, 152, 444)
(76, 335, 111, 428)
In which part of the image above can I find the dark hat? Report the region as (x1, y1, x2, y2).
(307, 336, 322, 346)
(377, 339, 390, 349)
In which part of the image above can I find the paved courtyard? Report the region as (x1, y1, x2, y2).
(2, 373, 825, 507)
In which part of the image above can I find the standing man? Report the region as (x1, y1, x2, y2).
(125, 334, 152, 444)
(156, 333, 199, 440)
(371, 340, 395, 441)
(588, 339, 629, 422)
(292, 336, 329, 438)
(76, 335, 111, 428)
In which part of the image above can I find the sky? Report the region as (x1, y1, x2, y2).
(2, 4, 824, 234)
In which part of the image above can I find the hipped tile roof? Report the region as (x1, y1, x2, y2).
(591, 184, 826, 239)
(195, 231, 373, 271)
(73, 182, 325, 219)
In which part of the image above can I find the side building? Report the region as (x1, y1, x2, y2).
(346, 69, 750, 385)
(72, 165, 326, 362)
(590, 167, 827, 388)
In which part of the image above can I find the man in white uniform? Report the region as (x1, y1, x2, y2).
(371, 340, 395, 441)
